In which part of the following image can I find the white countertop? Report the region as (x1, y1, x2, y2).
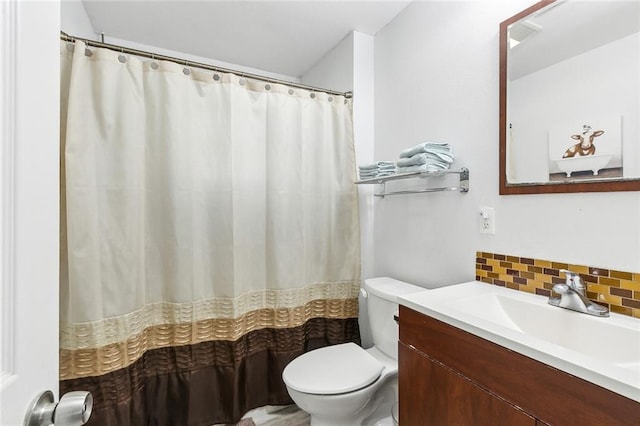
(398, 281, 640, 402)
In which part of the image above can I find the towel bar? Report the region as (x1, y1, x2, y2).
(355, 168, 469, 198)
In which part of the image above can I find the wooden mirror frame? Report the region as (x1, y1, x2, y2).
(499, 0, 640, 195)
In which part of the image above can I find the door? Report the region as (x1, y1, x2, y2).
(0, 0, 61, 425)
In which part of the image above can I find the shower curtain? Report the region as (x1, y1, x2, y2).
(59, 40, 361, 425)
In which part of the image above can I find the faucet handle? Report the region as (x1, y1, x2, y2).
(559, 269, 577, 277)
(559, 269, 586, 293)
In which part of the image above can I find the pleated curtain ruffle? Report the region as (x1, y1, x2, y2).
(59, 40, 361, 425)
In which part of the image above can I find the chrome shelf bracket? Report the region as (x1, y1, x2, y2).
(356, 168, 469, 198)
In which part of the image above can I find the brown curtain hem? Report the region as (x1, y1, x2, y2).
(61, 317, 361, 426)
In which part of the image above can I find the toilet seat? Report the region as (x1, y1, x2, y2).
(283, 342, 384, 395)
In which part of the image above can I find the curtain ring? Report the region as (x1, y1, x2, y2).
(183, 60, 191, 75)
(118, 46, 127, 63)
(150, 53, 159, 70)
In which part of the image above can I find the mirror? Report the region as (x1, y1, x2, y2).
(499, 0, 640, 194)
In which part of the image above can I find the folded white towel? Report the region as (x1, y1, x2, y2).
(397, 163, 448, 174)
(359, 167, 381, 173)
(359, 172, 379, 179)
(359, 164, 377, 171)
(359, 171, 396, 180)
(359, 161, 395, 170)
(399, 142, 452, 159)
(396, 153, 452, 167)
(377, 165, 396, 172)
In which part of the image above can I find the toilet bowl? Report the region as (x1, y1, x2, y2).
(282, 277, 424, 426)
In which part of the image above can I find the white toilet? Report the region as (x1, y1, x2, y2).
(282, 277, 424, 426)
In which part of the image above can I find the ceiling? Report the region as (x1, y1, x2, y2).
(508, 0, 640, 80)
(82, 0, 412, 78)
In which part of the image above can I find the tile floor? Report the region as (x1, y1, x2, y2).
(236, 404, 398, 426)
(238, 405, 310, 426)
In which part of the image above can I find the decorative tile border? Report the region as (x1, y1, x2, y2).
(475, 252, 640, 319)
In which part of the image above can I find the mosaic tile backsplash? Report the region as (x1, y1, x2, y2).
(476, 252, 640, 319)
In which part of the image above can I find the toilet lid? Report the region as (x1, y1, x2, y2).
(282, 342, 384, 395)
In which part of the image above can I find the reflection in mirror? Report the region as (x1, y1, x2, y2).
(499, 0, 640, 194)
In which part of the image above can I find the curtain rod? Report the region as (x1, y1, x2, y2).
(60, 32, 353, 99)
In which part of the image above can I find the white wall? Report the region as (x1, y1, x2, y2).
(303, 32, 376, 282)
(302, 33, 355, 94)
(302, 31, 376, 347)
(352, 32, 376, 283)
(350, 32, 375, 349)
(61, 0, 95, 39)
(373, 0, 640, 289)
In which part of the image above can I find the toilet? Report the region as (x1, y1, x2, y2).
(282, 277, 425, 426)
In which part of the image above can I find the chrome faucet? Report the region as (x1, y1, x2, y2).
(548, 269, 609, 317)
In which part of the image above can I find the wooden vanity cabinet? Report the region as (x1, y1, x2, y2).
(398, 341, 535, 425)
(398, 305, 640, 426)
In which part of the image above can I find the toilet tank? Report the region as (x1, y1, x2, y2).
(364, 277, 425, 359)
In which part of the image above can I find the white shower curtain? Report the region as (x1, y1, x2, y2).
(59, 40, 360, 425)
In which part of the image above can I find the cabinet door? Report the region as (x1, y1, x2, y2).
(399, 342, 535, 426)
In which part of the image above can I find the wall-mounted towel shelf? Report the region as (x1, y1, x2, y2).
(355, 168, 469, 197)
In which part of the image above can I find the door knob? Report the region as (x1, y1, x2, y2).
(24, 390, 92, 426)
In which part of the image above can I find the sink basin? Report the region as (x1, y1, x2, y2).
(453, 291, 639, 366)
(399, 281, 640, 402)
